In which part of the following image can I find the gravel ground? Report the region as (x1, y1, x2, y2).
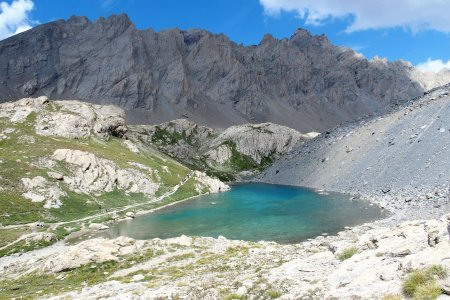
(258, 85, 450, 225)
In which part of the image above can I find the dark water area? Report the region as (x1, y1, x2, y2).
(99, 183, 387, 243)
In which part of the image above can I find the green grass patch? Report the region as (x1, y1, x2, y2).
(0, 261, 119, 299)
(258, 155, 277, 170)
(164, 178, 203, 203)
(0, 226, 77, 258)
(412, 282, 441, 300)
(266, 289, 282, 299)
(53, 225, 80, 240)
(402, 265, 448, 299)
(0, 249, 161, 298)
(166, 252, 195, 262)
(427, 265, 448, 279)
(0, 192, 45, 225)
(49, 190, 149, 223)
(0, 238, 55, 258)
(337, 247, 358, 261)
(0, 227, 31, 247)
(205, 170, 235, 182)
(151, 126, 185, 145)
(226, 246, 249, 257)
(222, 140, 258, 171)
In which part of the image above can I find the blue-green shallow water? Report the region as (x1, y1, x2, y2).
(101, 183, 387, 244)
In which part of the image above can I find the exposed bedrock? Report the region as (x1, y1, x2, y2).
(1, 14, 450, 131)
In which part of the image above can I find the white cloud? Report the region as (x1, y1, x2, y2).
(0, 0, 34, 40)
(100, 0, 118, 10)
(416, 58, 450, 73)
(259, 0, 450, 33)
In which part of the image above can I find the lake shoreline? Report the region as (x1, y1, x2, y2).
(65, 191, 213, 243)
(4, 213, 450, 299)
(93, 183, 387, 244)
(252, 178, 450, 228)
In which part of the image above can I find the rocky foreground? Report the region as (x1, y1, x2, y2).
(0, 215, 449, 299)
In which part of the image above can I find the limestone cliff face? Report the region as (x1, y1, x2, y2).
(132, 119, 316, 177)
(207, 123, 313, 165)
(0, 96, 127, 139)
(1, 14, 448, 131)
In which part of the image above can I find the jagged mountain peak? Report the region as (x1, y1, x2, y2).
(65, 13, 133, 28)
(260, 33, 275, 44)
(291, 27, 312, 38)
(66, 15, 90, 26)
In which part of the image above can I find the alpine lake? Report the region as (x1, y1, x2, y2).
(96, 183, 387, 243)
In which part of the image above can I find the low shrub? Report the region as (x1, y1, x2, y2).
(266, 289, 282, 299)
(413, 282, 442, 300)
(402, 265, 448, 299)
(427, 265, 448, 279)
(403, 271, 430, 297)
(337, 247, 358, 261)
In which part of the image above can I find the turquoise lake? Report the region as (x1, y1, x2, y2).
(102, 183, 387, 243)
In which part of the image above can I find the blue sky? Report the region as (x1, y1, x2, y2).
(1, 0, 450, 71)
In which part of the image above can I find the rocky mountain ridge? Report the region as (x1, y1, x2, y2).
(1, 14, 450, 131)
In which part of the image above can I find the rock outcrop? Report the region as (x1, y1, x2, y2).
(207, 123, 315, 165)
(52, 149, 160, 196)
(132, 119, 315, 176)
(0, 97, 126, 139)
(269, 216, 450, 299)
(0, 96, 49, 122)
(43, 237, 142, 273)
(36, 102, 126, 139)
(21, 176, 65, 209)
(1, 15, 450, 131)
(191, 170, 230, 193)
(133, 119, 218, 162)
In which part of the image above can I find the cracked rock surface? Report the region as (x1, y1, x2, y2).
(2, 15, 450, 131)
